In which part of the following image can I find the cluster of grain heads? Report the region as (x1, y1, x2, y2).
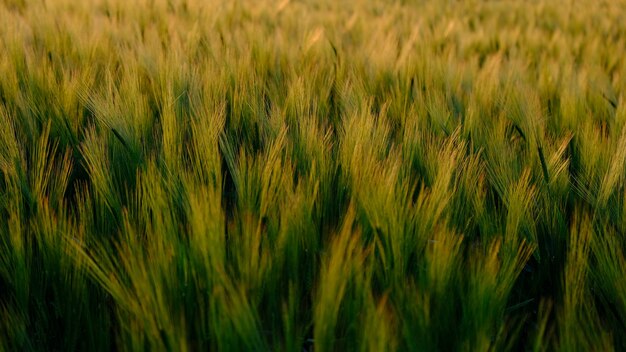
(558, 212, 612, 351)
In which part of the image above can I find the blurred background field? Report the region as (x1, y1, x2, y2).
(2, 0, 626, 350)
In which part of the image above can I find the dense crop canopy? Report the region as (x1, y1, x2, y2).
(1, 0, 626, 350)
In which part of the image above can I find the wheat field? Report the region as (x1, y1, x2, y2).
(1, 0, 626, 350)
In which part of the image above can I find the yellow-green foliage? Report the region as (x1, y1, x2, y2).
(1, 0, 626, 350)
